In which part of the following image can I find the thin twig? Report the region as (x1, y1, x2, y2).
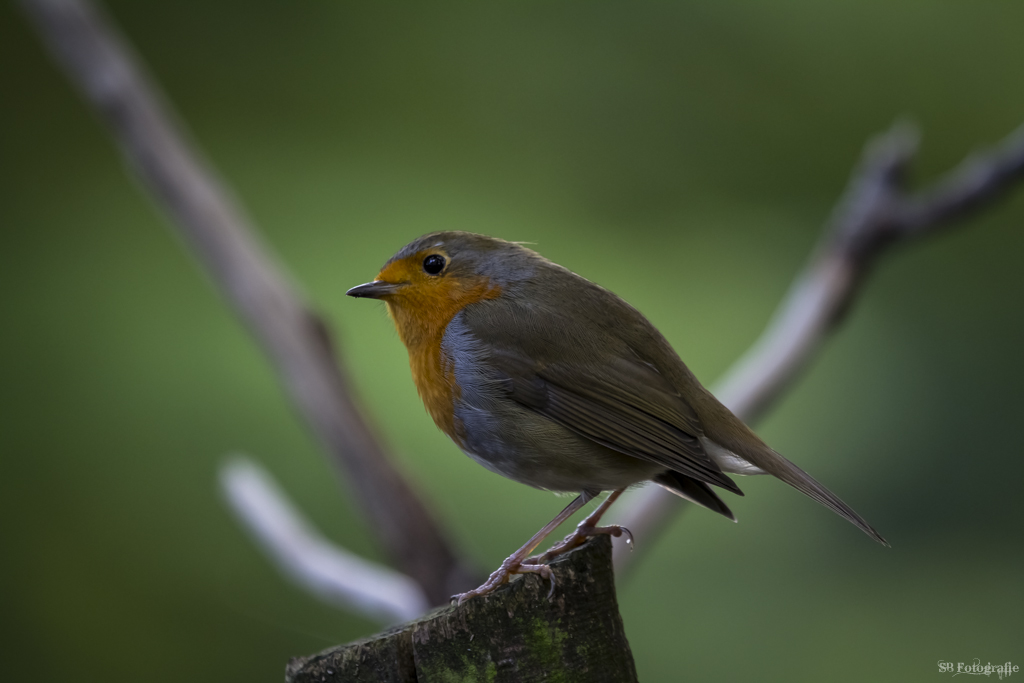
(221, 457, 430, 624)
(19, 0, 475, 604)
(612, 122, 1024, 572)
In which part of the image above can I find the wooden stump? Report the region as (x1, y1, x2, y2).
(286, 535, 637, 682)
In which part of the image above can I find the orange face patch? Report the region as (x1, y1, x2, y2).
(376, 250, 501, 442)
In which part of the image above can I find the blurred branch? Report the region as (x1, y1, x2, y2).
(20, 0, 474, 605)
(23, 0, 1024, 619)
(613, 122, 1024, 572)
(221, 456, 429, 624)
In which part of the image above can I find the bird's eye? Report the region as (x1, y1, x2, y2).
(423, 254, 446, 275)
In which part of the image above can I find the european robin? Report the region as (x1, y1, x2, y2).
(348, 232, 886, 603)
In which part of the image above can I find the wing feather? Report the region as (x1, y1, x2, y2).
(485, 344, 741, 494)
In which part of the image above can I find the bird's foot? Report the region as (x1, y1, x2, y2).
(525, 522, 633, 566)
(451, 556, 556, 605)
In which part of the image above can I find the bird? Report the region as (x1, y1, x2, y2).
(347, 231, 887, 603)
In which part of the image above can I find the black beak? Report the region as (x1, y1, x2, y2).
(346, 281, 403, 299)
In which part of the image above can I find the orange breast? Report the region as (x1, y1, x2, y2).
(408, 337, 461, 442)
(379, 260, 501, 444)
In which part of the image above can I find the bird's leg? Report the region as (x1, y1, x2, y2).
(525, 488, 632, 566)
(452, 493, 593, 605)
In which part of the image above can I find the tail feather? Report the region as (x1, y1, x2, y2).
(756, 449, 888, 546)
(655, 471, 737, 522)
(694, 394, 887, 545)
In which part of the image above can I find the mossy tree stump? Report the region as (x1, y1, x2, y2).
(286, 536, 637, 682)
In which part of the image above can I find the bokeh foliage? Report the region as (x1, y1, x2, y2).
(2, 2, 1023, 681)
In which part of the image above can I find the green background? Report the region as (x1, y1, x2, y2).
(3, 2, 1023, 681)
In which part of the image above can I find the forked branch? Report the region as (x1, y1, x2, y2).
(612, 122, 1024, 572)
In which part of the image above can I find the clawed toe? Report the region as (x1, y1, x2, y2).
(518, 562, 557, 599)
(451, 559, 558, 605)
(529, 523, 634, 565)
(452, 561, 514, 604)
(590, 524, 632, 543)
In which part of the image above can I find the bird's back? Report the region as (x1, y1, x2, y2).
(458, 245, 887, 544)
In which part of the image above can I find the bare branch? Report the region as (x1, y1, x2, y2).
(613, 122, 1024, 572)
(221, 457, 430, 624)
(24, 0, 1024, 607)
(20, 0, 474, 604)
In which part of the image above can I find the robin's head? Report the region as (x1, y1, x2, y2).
(347, 232, 537, 344)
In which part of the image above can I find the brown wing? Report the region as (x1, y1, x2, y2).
(485, 345, 742, 495)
